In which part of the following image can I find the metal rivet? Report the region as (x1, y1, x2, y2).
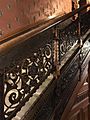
(0, 29, 3, 36)
(0, 10, 3, 17)
(15, 17, 19, 22)
(33, 16, 36, 22)
(7, 23, 12, 29)
(7, 4, 12, 9)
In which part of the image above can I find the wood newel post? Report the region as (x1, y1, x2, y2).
(0, 72, 4, 120)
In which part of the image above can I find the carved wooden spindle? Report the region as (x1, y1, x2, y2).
(53, 27, 60, 78)
(0, 71, 4, 120)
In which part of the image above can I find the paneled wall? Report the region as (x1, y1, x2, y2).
(0, 0, 72, 40)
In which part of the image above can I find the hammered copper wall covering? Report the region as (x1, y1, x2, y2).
(0, 0, 72, 39)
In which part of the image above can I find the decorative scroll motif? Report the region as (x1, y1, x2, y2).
(21, 79, 56, 120)
(4, 44, 53, 119)
(53, 54, 79, 120)
(79, 40, 90, 74)
(56, 54, 79, 98)
(58, 39, 90, 94)
(81, 40, 90, 62)
(58, 20, 78, 60)
(80, 11, 90, 36)
(54, 54, 79, 120)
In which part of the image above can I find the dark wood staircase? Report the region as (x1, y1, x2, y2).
(0, 4, 90, 120)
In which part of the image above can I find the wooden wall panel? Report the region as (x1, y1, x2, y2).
(68, 82, 89, 120)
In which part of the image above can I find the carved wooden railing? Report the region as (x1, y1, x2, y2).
(0, 4, 90, 120)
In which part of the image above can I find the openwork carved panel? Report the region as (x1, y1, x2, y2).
(80, 11, 90, 36)
(56, 54, 79, 98)
(58, 20, 78, 60)
(81, 40, 90, 62)
(1, 8, 89, 120)
(4, 43, 53, 119)
(79, 40, 90, 74)
(54, 54, 79, 120)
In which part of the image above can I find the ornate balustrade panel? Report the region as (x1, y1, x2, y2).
(80, 40, 90, 75)
(81, 40, 90, 62)
(56, 52, 79, 100)
(54, 52, 79, 120)
(58, 19, 78, 61)
(0, 5, 90, 120)
(54, 40, 90, 120)
(0, 29, 54, 120)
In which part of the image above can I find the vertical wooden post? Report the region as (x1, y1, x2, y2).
(53, 26, 60, 78)
(0, 71, 4, 120)
(78, 11, 83, 81)
(88, 61, 90, 120)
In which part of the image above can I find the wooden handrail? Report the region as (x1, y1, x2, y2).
(0, 4, 90, 56)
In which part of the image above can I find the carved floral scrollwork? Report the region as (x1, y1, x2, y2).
(80, 12, 90, 36)
(4, 44, 53, 119)
(59, 21, 78, 59)
(56, 55, 79, 98)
